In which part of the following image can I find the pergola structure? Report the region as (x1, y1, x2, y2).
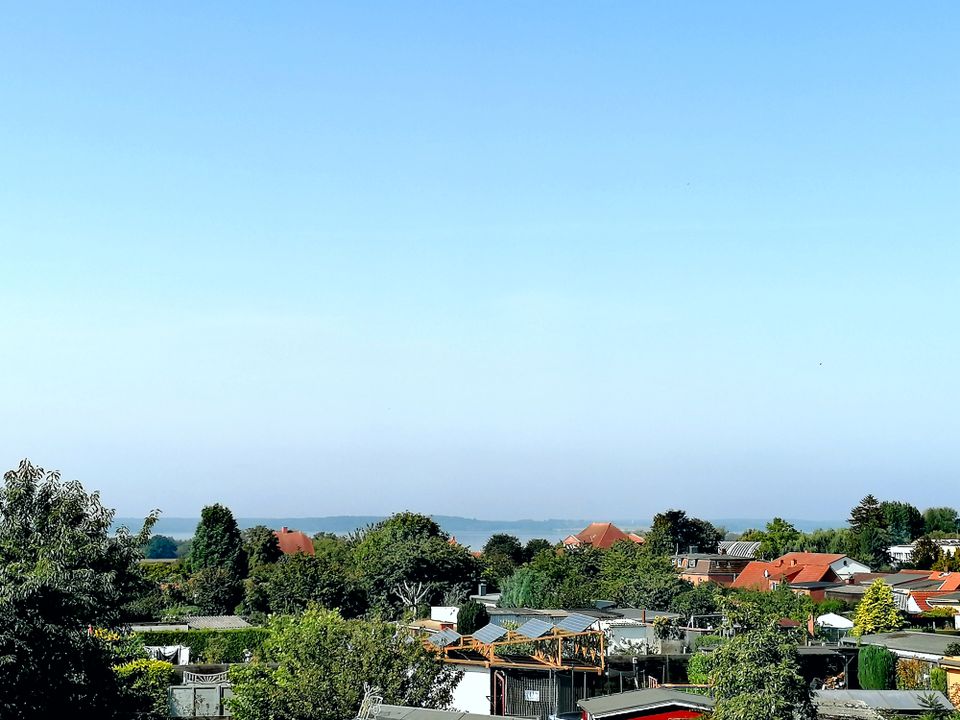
(424, 613, 606, 673)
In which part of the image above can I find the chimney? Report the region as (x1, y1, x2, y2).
(281, 526, 288, 534)
(478, 581, 487, 596)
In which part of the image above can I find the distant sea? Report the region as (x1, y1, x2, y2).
(113, 515, 845, 550)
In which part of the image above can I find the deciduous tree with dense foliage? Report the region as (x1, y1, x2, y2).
(853, 579, 903, 637)
(145, 534, 178, 559)
(644, 510, 722, 556)
(242, 525, 283, 569)
(0, 460, 158, 719)
(711, 627, 814, 720)
(912, 536, 942, 570)
(353, 512, 481, 617)
(599, 541, 690, 609)
(228, 606, 461, 720)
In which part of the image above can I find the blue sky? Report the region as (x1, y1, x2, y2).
(1, 3, 957, 519)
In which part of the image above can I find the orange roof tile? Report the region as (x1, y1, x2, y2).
(732, 561, 781, 589)
(776, 552, 846, 566)
(789, 564, 836, 583)
(274, 527, 315, 556)
(563, 522, 642, 550)
(931, 572, 960, 592)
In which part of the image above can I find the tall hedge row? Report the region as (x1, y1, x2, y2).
(135, 628, 270, 663)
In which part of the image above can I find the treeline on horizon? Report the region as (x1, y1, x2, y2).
(136, 494, 960, 627)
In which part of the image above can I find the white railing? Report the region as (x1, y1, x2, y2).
(182, 671, 229, 685)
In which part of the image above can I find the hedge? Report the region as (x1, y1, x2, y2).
(135, 628, 271, 663)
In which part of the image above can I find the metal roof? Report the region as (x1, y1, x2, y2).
(813, 690, 953, 711)
(184, 615, 252, 630)
(717, 540, 761, 558)
(841, 631, 958, 658)
(375, 705, 527, 720)
(579, 689, 714, 716)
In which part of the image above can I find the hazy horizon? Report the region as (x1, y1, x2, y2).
(3, 4, 958, 518)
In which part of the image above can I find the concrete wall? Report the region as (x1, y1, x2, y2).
(452, 666, 491, 714)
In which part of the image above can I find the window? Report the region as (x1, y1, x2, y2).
(687, 559, 696, 568)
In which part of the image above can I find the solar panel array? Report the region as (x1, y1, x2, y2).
(473, 623, 508, 644)
(556, 613, 596, 634)
(427, 629, 462, 648)
(515, 618, 554, 639)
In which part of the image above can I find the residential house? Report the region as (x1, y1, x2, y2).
(731, 552, 869, 592)
(563, 523, 644, 550)
(578, 689, 714, 720)
(889, 538, 960, 565)
(716, 540, 761, 558)
(274, 526, 315, 555)
(671, 552, 752, 587)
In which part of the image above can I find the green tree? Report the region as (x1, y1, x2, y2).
(189, 503, 246, 578)
(523, 538, 553, 562)
(924, 507, 959, 535)
(850, 495, 885, 533)
(145, 534, 178, 559)
(0, 459, 158, 719)
(499, 547, 602, 608)
(686, 651, 714, 684)
(244, 553, 365, 618)
(849, 524, 892, 570)
(352, 513, 480, 617)
(670, 582, 722, 621)
(456, 600, 490, 635)
(483, 534, 524, 564)
(857, 645, 896, 689)
(756, 518, 802, 559)
(711, 627, 814, 720)
(852, 579, 903, 637)
(188, 566, 243, 615)
(644, 510, 722, 556)
(722, 585, 813, 631)
(599, 541, 690, 609)
(114, 658, 176, 720)
(228, 607, 461, 720)
(881, 501, 925, 544)
(912, 536, 942, 570)
(243, 525, 283, 569)
(802, 527, 851, 554)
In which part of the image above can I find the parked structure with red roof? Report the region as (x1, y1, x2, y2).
(563, 523, 644, 550)
(274, 526, 315, 556)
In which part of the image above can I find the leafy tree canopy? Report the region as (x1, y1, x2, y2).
(483, 533, 524, 564)
(924, 507, 960, 535)
(912, 536, 942, 570)
(243, 552, 365, 619)
(242, 525, 283, 569)
(599, 541, 690, 610)
(0, 460, 158, 718)
(711, 627, 814, 720)
(228, 607, 462, 720)
(644, 510, 722, 556)
(850, 495, 885, 533)
(880, 501, 925, 544)
(145, 534, 178, 559)
(524, 538, 554, 562)
(852, 579, 903, 637)
(189, 503, 246, 578)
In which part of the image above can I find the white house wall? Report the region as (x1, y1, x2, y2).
(452, 665, 491, 715)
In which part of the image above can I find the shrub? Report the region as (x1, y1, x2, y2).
(858, 645, 896, 690)
(687, 652, 714, 685)
(135, 628, 270, 663)
(456, 600, 489, 636)
(114, 658, 175, 720)
(695, 634, 725, 649)
(930, 667, 947, 693)
(895, 658, 927, 690)
(944, 641, 960, 657)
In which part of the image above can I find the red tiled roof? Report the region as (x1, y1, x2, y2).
(911, 592, 940, 612)
(274, 528, 315, 555)
(564, 522, 643, 550)
(776, 552, 845, 566)
(732, 561, 781, 589)
(789, 564, 837, 583)
(931, 572, 960, 592)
